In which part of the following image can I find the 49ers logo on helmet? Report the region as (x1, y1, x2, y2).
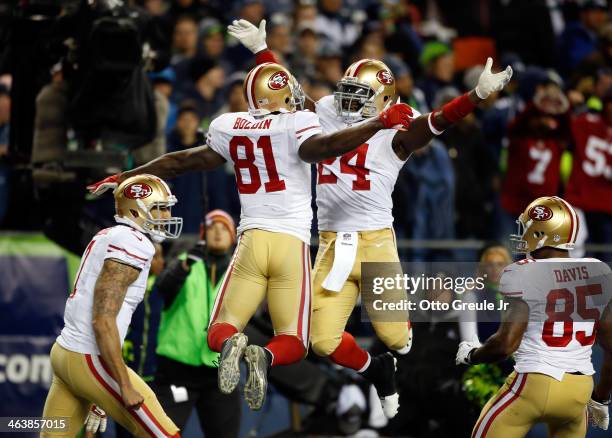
(376, 70, 394, 85)
(124, 183, 153, 199)
(268, 71, 289, 90)
(528, 205, 553, 221)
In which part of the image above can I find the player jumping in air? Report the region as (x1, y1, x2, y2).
(42, 175, 183, 437)
(229, 18, 513, 417)
(88, 63, 413, 411)
(456, 196, 612, 437)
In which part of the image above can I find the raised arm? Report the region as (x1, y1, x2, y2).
(392, 58, 513, 160)
(228, 19, 278, 66)
(92, 259, 143, 408)
(87, 145, 225, 195)
(456, 298, 529, 365)
(299, 103, 413, 163)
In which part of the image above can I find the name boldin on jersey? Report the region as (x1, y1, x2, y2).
(233, 117, 272, 130)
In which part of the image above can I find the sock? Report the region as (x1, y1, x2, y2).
(265, 335, 305, 366)
(329, 332, 371, 372)
(207, 322, 237, 352)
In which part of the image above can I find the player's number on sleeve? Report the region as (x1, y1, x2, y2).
(230, 136, 286, 194)
(541, 284, 602, 347)
(317, 143, 371, 191)
(583, 136, 612, 180)
(526, 145, 552, 185)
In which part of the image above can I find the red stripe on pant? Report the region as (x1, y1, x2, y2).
(209, 240, 240, 324)
(471, 373, 519, 438)
(475, 374, 527, 438)
(85, 355, 171, 437)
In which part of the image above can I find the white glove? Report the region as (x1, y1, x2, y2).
(587, 398, 610, 430)
(227, 19, 267, 54)
(474, 57, 513, 100)
(456, 340, 481, 365)
(84, 405, 107, 433)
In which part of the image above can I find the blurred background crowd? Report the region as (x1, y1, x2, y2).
(0, 0, 610, 259)
(0, 0, 611, 437)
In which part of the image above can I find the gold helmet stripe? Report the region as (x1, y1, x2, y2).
(556, 196, 579, 243)
(244, 63, 268, 111)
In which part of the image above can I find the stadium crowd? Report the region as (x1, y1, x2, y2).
(1, 0, 612, 437)
(0, 0, 611, 255)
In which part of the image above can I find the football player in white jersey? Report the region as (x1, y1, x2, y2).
(456, 196, 612, 437)
(87, 62, 413, 410)
(228, 19, 513, 417)
(42, 175, 183, 438)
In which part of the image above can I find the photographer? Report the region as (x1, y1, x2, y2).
(152, 209, 239, 438)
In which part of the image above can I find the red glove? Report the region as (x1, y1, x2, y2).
(87, 174, 120, 196)
(379, 103, 414, 129)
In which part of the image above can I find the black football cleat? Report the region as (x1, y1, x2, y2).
(361, 352, 399, 418)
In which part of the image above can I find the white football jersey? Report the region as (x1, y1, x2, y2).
(314, 95, 415, 231)
(500, 257, 612, 381)
(57, 225, 155, 355)
(207, 110, 322, 243)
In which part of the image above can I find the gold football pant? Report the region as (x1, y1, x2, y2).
(41, 343, 178, 438)
(209, 229, 311, 348)
(472, 371, 592, 438)
(310, 228, 409, 356)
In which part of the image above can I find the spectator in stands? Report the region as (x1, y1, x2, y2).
(474, 243, 513, 340)
(435, 88, 498, 240)
(380, 0, 423, 75)
(316, 43, 344, 85)
(292, 22, 320, 80)
(559, 0, 610, 74)
(566, 89, 612, 261)
(149, 67, 178, 134)
(395, 141, 455, 261)
(166, 0, 209, 23)
(166, 102, 206, 233)
(199, 20, 232, 74)
(384, 55, 428, 112)
(171, 15, 199, 64)
(237, 0, 265, 25)
(500, 79, 571, 237)
(267, 14, 293, 65)
(481, 53, 525, 165)
(185, 57, 226, 122)
(153, 209, 239, 438)
(417, 41, 457, 108)
(294, 0, 318, 26)
(315, 0, 361, 53)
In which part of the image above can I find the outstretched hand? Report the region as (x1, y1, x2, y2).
(475, 57, 513, 100)
(87, 174, 120, 196)
(227, 19, 267, 54)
